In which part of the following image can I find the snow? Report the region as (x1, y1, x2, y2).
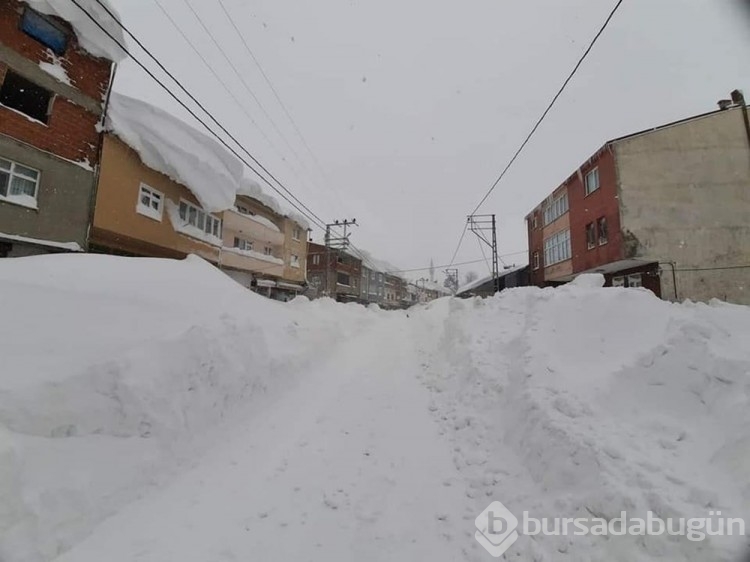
(0, 231, 81, 251)
(22, 0, 126, 63)
(107, 94, 245, 213)
(243, 210, 281, 233)
(38, 52, 70, 86)
(1, 256, 749, 561)
(106, 95, 311, 232)
(222, 246, 284, 266)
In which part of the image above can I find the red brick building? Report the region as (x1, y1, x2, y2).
(0, 0, 121, 256)
(526, 101, 750, 304)
(306, 242, 362, 302)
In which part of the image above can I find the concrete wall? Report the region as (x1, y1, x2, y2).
(280, 217, 307, 284)
(92, 135, 219, 262)
(615, 107, 750, 304)
(0, 132, 94, 248)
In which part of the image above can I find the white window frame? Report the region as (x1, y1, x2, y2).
(233, 236, 253, 251)
(292, 226, 301, 241)
(543, 229, 571, 267)
(0, 156, 40, 208)
(533, 251, 540, 270)
(136, 183, 164, 221)
(543, 192, 568, 225)
(627, 274, 643, 288)
(585, 168, 600, 196)
(586, 222, 597, 250)
(290, 254, 300, 268)
(612, 276, 625, 287)
(598, 216, 608, 245)
(178, 199, 222, 239)
(263, 246, 273, 256)
(312, 254, 320, 265)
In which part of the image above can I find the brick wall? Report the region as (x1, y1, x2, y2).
(0, 1, 111, 100)
(526, 209, 544, 286)
(0, 0, 111, 164)
(567, 146, 624, 273)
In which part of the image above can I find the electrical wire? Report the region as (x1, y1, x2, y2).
(217, 0, 350, 218)
(468, 0, 624, 216)
(80, 0, 328, 232)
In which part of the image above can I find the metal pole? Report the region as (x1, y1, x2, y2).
(491, 214, 500, 293)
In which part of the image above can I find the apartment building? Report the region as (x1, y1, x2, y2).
(0, 0, 120, 256)
(93, 94, 308, 300)
(526, 99, 750, 304)
(306, 242, 361, 302)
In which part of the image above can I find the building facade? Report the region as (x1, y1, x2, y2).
(93, 134, 307, 300)
(526, 103, 750, 304)
(0, 0, 116, 256)
(306, 242, 361, 302)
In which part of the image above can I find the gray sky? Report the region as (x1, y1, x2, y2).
(109, 0, 748, 281)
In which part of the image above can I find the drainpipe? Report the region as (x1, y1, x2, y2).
(660, 261, 678, 301)
(87, 62, 118, 251)
(728, 90, 750, 150)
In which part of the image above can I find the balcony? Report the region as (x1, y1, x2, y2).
(222, 209, 284, 246)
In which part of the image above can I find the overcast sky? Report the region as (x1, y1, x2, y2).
(108, 0, 749, 282)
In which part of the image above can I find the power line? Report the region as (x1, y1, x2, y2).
(469, 0, 624, 216)
(673, 264, 750, 272)
(216, 0, 350, 218)
(151, 0, 288, 167)
(386, 251, 528, 275)
(446, 221, 468, 268)
(182, 0, 311, 186)
(81, 0, 328, 232)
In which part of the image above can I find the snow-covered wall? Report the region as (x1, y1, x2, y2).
(23, 0, 126, 62)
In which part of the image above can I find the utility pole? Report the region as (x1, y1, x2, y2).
(324, 219, 357, 297)
(468, 214, 501, 293)
(444, 268, 459, 294)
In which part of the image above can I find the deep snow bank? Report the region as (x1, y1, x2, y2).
(0, 254, 377, 562)
(415, 283, 750, 561)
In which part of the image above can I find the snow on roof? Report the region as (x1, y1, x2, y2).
(24, 0, 127, 63)
(457, 264, 527, 295)
(107, 94, 312, 227)
(107, 93, 244, 213)
(238, 176, 310, 230)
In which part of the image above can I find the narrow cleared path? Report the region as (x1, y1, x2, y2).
(55, 315, 477, 561)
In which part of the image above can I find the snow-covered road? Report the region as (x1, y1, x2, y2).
(2, 256, 749, 561)
(54, 315, 475, 561)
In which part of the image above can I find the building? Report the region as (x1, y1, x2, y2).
(306, 242, 361, 302)
(456, 265, 530, 298)
(360, 264, 385, 305)
(0, 0, 122, 256)
(526, 100, 750, 305)
(92, 94, 308, 300)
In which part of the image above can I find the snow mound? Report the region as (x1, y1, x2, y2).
(416, 285, 750, 561)
(107, 94, 245, 212)
(571, 272, 606, 288)
(23, 0, 126, 62)
(0, 254, 377, 561)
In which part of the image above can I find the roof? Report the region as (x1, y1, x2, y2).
(524, 104, 746, 219)
(457, 264, 527, 295)
(24, 0, 127, 62)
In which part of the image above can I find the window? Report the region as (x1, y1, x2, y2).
(233, 237, 252, 251)
(586, 222, 597, 250)
(292, 227, 301, 241)
(353, 278, 358, 289)
(543, 193, 568, 225)
(543, 229, 571, 266)
(0, 157, 40, 207)
(585, 168, 600, 196)
(263, 246, 273, 256)
(312, 254, 320, 265)
(533, 251, 540, 270)
(597, 217, 608, 245)
(21, 8, 69, 55)
(178, 200, 221, 238)
(628, 274, 643, 288)
(290, 254, 300, 268)
(337, 272, 350, 286)
(612, 276, 625, 287)
(531, 215, 538, 230)
(0, 71, 52, 124)
(136, 184, 163, 221)
(236, 205, 249, 215)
